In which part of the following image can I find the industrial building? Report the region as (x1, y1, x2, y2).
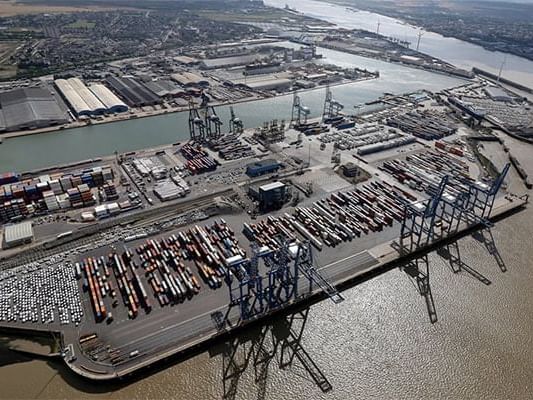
(105, 76, 160, 107)
(55, 78, 107, 117)
(143, 80, 185, 98)
(170, 72, 209, 88)
(484, 86, 515, 102)
(153, 180, 185, 201)
(245, 78, 292, 92)
(0, 87, 69, 132)
(248, 181, 287, 212)
(3, 221, 33, 249)
(229, 72, 293, 92)
(246, 159, 281, 177)
(88, 84, 128, 113)
(200, 54, 261, 70)
(173, 55, 199, 65)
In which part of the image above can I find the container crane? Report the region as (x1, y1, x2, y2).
(188, 100, 205, 142)
(229, 106, 244, 135)
(322, 86, 344, 122)
(204, 105, 223, 141)
(291, 93, 310, 128)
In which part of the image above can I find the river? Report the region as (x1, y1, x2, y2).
(2, 1, 533, 399)
(265, 0, 533, 88)
(0, 47, 465, 172)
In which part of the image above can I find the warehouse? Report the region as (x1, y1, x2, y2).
(200, 54, 261, 70)
(89, 84, 128, 113)
(105, 76, 160, 107)
(245, 78, 292, 92)
(55, 79, 91, 116)
(230, 72, 293, 92)
(153, 180, 185, 201)
(143, 80, 185, 98)
(170, 72, 209, 88)
(248, 181, 287, 212)
(0, 87, 69, 132)
(173, 55, 199, 65)
(67, 78, 106, 114)
(55, 78, 107, 116)
(246, 159, 281, 177)
(3, 221, 33, 249)
(484, 86, 515, 102)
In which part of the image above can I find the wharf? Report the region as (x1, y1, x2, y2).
(1, 194, 522, 381)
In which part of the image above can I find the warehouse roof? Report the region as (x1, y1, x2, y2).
(484, 86, 514, 102)
(105, 76, 160, 107)
(200, 54, 260, 69)
(174, 55, 198, 65)
(143, 80, 184, 97)
(170, 72, 209, 87)
(0, 87, 69, 131)
(67, 78, 106, 113)
(55, 79, 92, 116)
(89, 84, 128, 112)
(260, 181, 285, 191)
(245, 78, 292, 91)
(4, 221, 33, 246)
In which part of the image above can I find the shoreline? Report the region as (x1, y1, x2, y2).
(0, 194, 525, 381)
(0, 76, 376, 141)
(318, 42, 473, 80)
(339, 5, 533, 64)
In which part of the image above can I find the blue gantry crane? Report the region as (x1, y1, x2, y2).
(226, 238, 343, 321)
(400, 175, 448, 254)
(400, 163, 510, 253)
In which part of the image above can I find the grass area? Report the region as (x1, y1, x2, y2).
(0, 64, 18, 79)
(0, 0, 134, 16)
(197, 8, 331, 25)
(65, 19, 96, 29)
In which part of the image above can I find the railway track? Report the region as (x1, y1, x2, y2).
(0, 188, 235, 270)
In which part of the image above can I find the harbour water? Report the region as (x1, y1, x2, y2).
(1, 2, 533, 399)
(0, 47, 464, 173)
(1, 201, 533, 399)
(266, 0, 533, 88)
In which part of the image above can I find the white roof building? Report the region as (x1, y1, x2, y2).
(55, 78, 109, 116)
(89, 84, 128, 113)
(55, 79, 92, 117)
(67, 78, 106, 114)
(3, 221, 33, 249)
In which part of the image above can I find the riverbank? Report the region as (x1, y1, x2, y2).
(265, 0, 533, 88)
(0, 76, 376, 141)
(0, 194, 525, 382)
(319, 41, 473, 80)
(335, 3, 533, 63)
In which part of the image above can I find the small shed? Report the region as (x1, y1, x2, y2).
(3, 221, 33, 249)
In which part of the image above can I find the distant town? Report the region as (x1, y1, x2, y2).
(327, 0, 533, 62)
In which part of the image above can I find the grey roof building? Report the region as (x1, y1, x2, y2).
(143, 79, 185, 98)
(0, 87, 69, 132)
(105, 76, 160, 107)
(200, 54, 261, 70)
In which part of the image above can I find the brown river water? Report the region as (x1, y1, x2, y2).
(1, 135, 533, 399)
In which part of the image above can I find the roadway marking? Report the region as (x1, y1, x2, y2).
(115, 304, 228, 350)
(114, 251, 378, 351)
(318, 250, 376, 271)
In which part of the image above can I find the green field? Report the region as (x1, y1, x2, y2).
(65, 19, 95, 29)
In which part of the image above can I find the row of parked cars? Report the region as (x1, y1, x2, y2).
(0, 263, 83, 325)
